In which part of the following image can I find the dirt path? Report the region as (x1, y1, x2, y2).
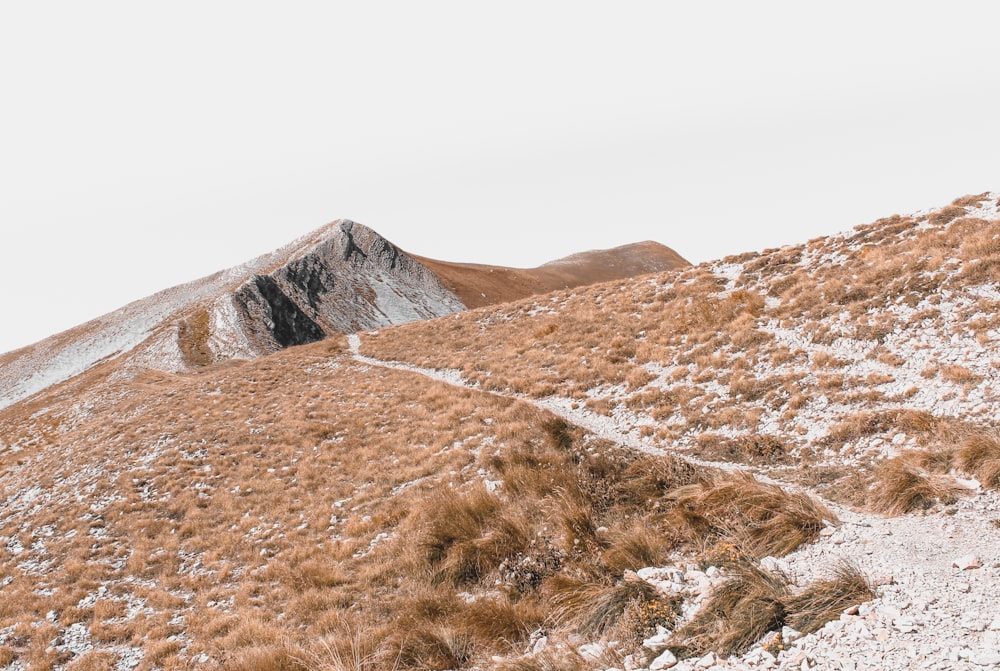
(347, 333, 1000, 670)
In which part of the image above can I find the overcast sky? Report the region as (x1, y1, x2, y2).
(2, 2, 999, 354)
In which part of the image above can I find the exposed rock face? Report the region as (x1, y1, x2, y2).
(0, 221, 466, 409)
(228, 221, 465, 354)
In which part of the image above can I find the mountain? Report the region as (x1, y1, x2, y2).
(0, 222, 688, 411)
(415, 240, 689, 308)
(1, 193, 999, 671)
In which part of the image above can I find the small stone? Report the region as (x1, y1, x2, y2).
(971, 652, 1000, 666)
(873, 573, 895, 586)
(760, 556, 790, 574)
(622, 654, 642, 671)
(954, 555, 983, 570)
(532, 636, 548, 654)
(695, 652, 717, 668)
(643, 632, 672, 653)
(782, 626, 803, 642)
(578, 643, 605, 662)
(844, 604, 860, 616)
(649, 649, 678, 670)
(956, 582, 972, 593)
(989, 618, 1000, 631)
(705, 566, 720, 578)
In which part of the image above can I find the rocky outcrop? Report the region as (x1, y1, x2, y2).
(225, 221, 466, 356)
(0, 220, 467, 408)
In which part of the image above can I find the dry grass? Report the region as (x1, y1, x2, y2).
(671, 561, 875, 657)
(668, 474, 835, 558)
(548, 573, 660, 636)
(785, 563, 876, 634)
(694, 433, 789, 465)
(958, 433, 1000, 488)
(3, 195, 996, 668)
(868, 452, 968, 515)
(671, 562, 788, 657)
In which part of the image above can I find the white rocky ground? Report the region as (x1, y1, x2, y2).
(349, 259, 1000, 671)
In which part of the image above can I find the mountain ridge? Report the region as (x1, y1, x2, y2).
(0, 222, 688, 410)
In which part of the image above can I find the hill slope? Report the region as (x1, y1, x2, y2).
(416, 240, 689, 308)
(2, 194, 1000, 670)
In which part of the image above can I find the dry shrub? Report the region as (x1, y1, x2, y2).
(958, 433, 1000, 488)
(671, 562, 787, 657)
(868, 454, 967, 515)
(617, 595, 684, 646)
(0, 647, 15, 667)
(669, 473, 834, 558)
(547, 573, 659, 636)
(785, 563, 876, 634)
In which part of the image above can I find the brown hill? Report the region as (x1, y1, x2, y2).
(415, 240, 689, 308)
(3, 193, 999, 670)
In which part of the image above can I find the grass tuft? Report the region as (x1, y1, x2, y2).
(668, 473, 835, 558)
(785, 562, 877, 634)
(868, 453, 967, 515)
(958, 433, 1000, 488)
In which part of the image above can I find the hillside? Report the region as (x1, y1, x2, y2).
(1, 194, 1000, 671)
(415, 241, 689, 309)
(0, 223, 685, 413)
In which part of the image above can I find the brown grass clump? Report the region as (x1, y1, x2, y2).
(928, 205, 969, 227)
(298, 619, 395, 671)
(868, 453, 968, 515)
(223, 645, 308, 671)
(547, 573, 660, 636)
(823, 409, 938, 446)
(958, 433, 1000, 488)
(694, 433, 789, 465)
(66, 651, 119, 671)
(0, 648, 15, 666)
(601, 519, 675, 574)
(393, 625, 474, 671)
(784, 563, 876, 634)
(671, 562, 788, 657)
(669, 474, 834, 558)
(671, 561, 875, 658)
(417, 485, 510, 586)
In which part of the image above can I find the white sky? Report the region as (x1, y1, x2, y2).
(2, 2, 999, 354)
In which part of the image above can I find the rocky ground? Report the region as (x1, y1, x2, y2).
(349, 315, 1000, 670)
